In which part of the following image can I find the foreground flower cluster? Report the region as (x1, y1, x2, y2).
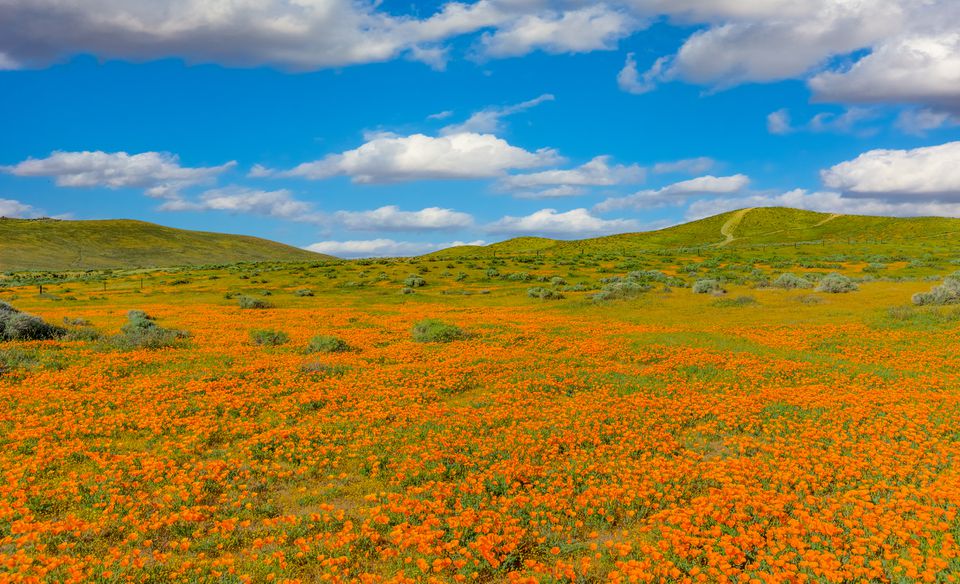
(2, 294, 960, 583)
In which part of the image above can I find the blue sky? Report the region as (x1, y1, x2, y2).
(1, 1, 959, 257)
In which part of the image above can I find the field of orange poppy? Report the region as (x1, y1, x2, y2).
(2, 251, 960, 583)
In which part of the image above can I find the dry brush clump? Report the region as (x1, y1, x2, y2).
(0, 301, 66, 341)
(913, 272, 960, 306)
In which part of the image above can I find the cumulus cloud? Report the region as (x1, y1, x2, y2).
(0, 198, 41, 218)
(498, 155, 644, 195)
(334, 205, 473, 231)
(618, 0, 959, 112)
(160, 187, 322, 222)
(685, 189, 960, 220)
(306, 238, 486, 259)
(486, 208, 638, 237)
(595, 174, 750, 212)
(478, 5, 638, 59)
(895, 109, 959, 135)
(0, 1, 647, 72)
(1, 151, 234, 198)
(513, 185, 587, 199)
(767, 109, 793, 135)
(809, 31, 960, 110)
(440, 94, 554, 135)
(651, 157, 716, 175)
(617, 53, 670, 95)
(821, 141, 960, 198)
(277, 132, 560, 183)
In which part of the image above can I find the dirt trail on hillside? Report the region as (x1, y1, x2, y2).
(717, 208, 754, 246)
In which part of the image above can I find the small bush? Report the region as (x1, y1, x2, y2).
(109, 310, 188, 350)
(714, 295, 758, 307)
(816, 273, 858, 293)
(771, 273, 813, 289)
(912, 272, 960, 306)
(550, 276, 567, 286)
(294, 288, 315, 297)
(299, 360, 350, 376)
(307, 335, 350, 353)
(250, 329, 290, 346)
(238, 295, 272, 309)
(412, 319, 466, 343)
(404, 275, 427, 288)
(400, 287, 416, 295)
(797, 294, 823, 305)
(527, 287, 564, 300)
(0, 302, 66, 341)
(692, 279, 724, 294)
(593, 281, 649, 302)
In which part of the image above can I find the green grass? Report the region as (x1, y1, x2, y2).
(0, 217, 331, 271)
(426, 207, 960, 258)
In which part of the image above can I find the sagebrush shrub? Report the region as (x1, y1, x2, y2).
(412, 319, 466, 343)
(527, 287, 564, 300)
(593, 281, 649, 302)
(912, 273, 960, 306)
(0, 302, 66, 341)
(294, 288, 315, 297)
(816, 273, 858, 293)
(238, 295, 272, 309)
(404, 275, 426, 288)
(772, 273, 813, 289)
(307, 335, 351, 353)
(692, 279, 724, 294)
(110, 310, 188, 350)
(250, 329, 290, 346)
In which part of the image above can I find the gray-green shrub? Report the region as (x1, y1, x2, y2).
(0, 301, 66, 341)
(307, 335, 350, 353)
(250, 329, 290, 346)
(692, 279, 724, 294)
(771, 273, 813, 289)
(404, 275, 426, 288)
(527, 287, 564, 300)
(412, 319, 466, 343)
(912, 272, 960, 306)
(816, 273, 858, 293)
(238, 295, 272, 309)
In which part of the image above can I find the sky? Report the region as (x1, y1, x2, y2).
(1, 1, 959, 258)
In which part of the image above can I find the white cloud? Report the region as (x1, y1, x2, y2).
(440, 94, 554, 135)
(685, 189, 960, 220)
(334, 205, 473, 231)
(486, 208, 638, 237)
(278, 132, 560, 183)
(513, 185, 587, 199)
(766, 107, 878, 136)
(595, 174, 750, 212)
(1, 151, 234, 198)
(0, 0, 505, 71)
(767, 109, 793, 135)
(479, 5, 638, 59)
(895, 109, 959, 135)
(159, 187, 322, 222)
(619, 0, 959, 113)
(651, 157, 716, 175)
(0, 198, 41, 218)
(617, 53, 670, 95)
(427, 110, 454, 121)
(809, 32, 960, 109)
(821, 141, 960, 197)
(305, 238, 486, 259)
(498, 155, 644, 193)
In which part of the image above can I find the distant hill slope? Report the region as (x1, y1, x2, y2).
(426, 207, 960, 258)
(0, 218, 332, 271)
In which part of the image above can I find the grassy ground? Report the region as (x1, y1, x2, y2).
(2, 244, 960, 582)
(0, 218, 329, 271)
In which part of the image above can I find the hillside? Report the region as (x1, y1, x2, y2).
(426, 207, 960, 258)
(0, 218, 331, 271)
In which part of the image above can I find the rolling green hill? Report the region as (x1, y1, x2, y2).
(426, 207, 960, 258)
(0, 218, 332, 271)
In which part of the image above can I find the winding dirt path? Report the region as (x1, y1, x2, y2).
(716, 207, 754, 246)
